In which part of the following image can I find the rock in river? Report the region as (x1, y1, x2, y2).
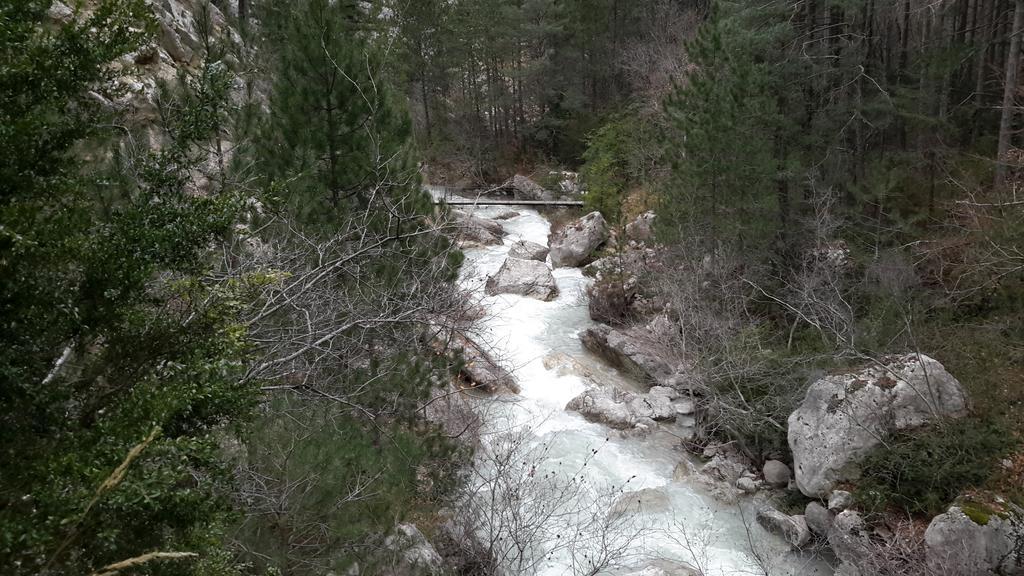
(485, 257, 558, 301)
(508, 239, 549, 262)
(549, 211, 609, 268)
(452, 209, 505, 247)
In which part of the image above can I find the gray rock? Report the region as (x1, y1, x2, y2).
(549, 211, 609, 268)
(804, 501, 833, 536)
(924, 503, 1024, 576)
(485, 257, 558, 301)
(827, 510, 871, 569)
(649, 385, 679, 400)
(628, 392, 677, 421)
(453, 210, 505, 246)
(788, 354, 968, 497)
(828, 490, 854, 512)
(736, 476, 759, 493)
(756, 507, 812, 549)
(492, 210, 520, 220)
(701, 451, 750, 485)
(504, 174, 555, 201)
(580, 324, 684, 387)
(429, 328, 518, 394)
(565, 388, 634, 429)
(566, 385, 682, 430)
(762, 460, 792, 488)
(46, 1, 73, 23)
(159, 19, 193, 63)
(383, 523, 444, 576)
(626, 211, 656, 243)
(673, 399, 696, 415)
(508, 239, 549, 262)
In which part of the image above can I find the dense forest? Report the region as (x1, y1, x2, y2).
(1, 0, 1022, 575)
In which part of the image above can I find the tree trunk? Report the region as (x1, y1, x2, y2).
(995, 0, 1024, 187)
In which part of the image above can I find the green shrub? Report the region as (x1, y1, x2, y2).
(856, 418, 1015, 516)
(580, 115, 638, 223)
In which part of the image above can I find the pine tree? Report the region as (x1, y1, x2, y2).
(660, 2, 789, 252)
(256, 0, 422, 227)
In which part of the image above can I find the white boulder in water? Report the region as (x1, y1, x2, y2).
(507, 239, 549, 262)
(549, 211, 609, 267)
(485, 257, 558, 301)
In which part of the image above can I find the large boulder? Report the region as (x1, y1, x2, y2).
(508, 240, 549, 262)
(549, 211, 609, 268)
(383, 523, 444, 576)
(504, 174, 555, 201)
(485, 257, 558, 301)
(428, 328, 518, 394)
(924, 502, 1024, 576)
(788, 354, 968, 497)
(565, 386, 689, 430)
(566, 388, 634, 429)
(492, 210, 520, 220)
(580, 324, 686, 388)
(452, 210, 505, 246)
(756, 507, 812, 549)
(625, 211, 656, 243)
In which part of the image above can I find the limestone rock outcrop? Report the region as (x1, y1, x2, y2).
(549, 211, 608, 268)
(580, 324, 687, 388)
(625, 211, 656, 243)
(924, 502, 1024, 576)
(485, 257, 558, 301)
(788, 354, 968, 497)
(383, 523, 444, 576)
(565, 385, 693, 430)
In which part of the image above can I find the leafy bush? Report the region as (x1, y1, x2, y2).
(856, 418, 1015, 516)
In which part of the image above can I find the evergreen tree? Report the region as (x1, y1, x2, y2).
(661, 2, 788, 252)
(256, 0, 423, 227)
(0, 3, 258, 574)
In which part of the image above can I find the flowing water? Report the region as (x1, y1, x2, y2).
(442, 194, 832, 576)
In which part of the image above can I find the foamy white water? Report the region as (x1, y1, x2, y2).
(439, 191, 832, 576)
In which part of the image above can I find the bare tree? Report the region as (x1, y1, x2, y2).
(995, 0, 1024, 188)
(453, 426, 655, 575)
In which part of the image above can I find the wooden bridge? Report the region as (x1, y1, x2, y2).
(439, 198, 584, 207)
(426, 185, 583, 207)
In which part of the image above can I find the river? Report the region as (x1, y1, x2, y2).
(447, 198, 832, 576)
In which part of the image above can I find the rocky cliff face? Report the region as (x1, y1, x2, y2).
(52, 0, 246, 148)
